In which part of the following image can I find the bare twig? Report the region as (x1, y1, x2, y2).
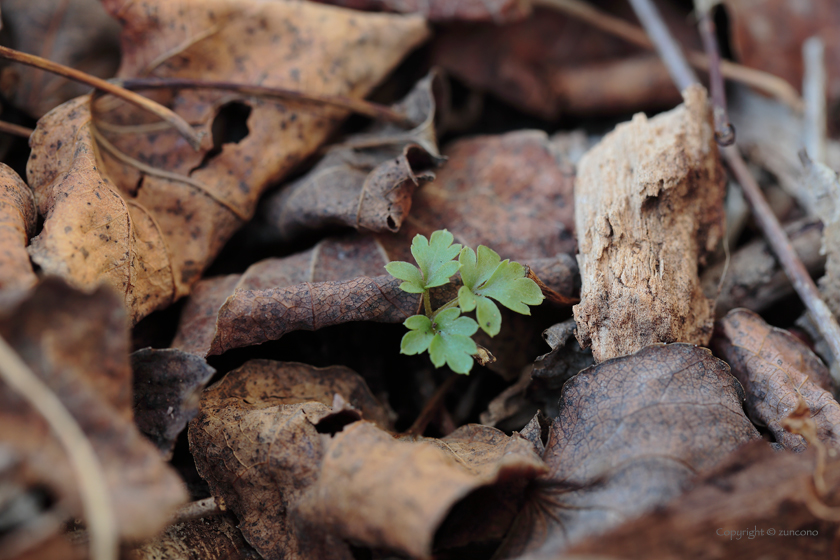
(0, 121, 34, 138)
(404, 373, 458, 437)
(116, 78, 415, 128)
(803, 37, 827, 164)
(0, 335, 117, 560)
(696, 4, 734, 145)
(170, 497, 220, 524)
(533, 0, 803, 111)
(0, 45, 202, 150)
(628, 0, 840, 380)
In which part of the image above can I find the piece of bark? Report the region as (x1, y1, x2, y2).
(713, 308, 840, 453)
(297, 422, 546, 558)
(313, 0, 530, 23)
(188, 360, 389, 560)
(131, 348, 216, 459)
(567, 440, 839, 560)
(701, 218, 825, 317)
(256, 72, 446, 242)
(497, 343, 760, 558)
(128, 512, 262, 560)
(573, 85, 725, 362)
(0, 163, 36, 293)
(0, 278, 187, 542)
(802, 156, 840, 318)
(26, 0, 429, 324)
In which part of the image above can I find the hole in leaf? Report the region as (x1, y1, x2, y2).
(190, 101, 252, 174)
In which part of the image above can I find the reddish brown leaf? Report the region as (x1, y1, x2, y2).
(26, 0, 429, 323)
(131, 347, 216, 459)
(726, 0, 840, 103)
(314, 0, 530, 23)
(0, 163, 36, 294)
(297, 421, 547, 558)
(713, 308, 840, 453)
(567, 441, 839, 560)
(0, 278, 186, 541)
(188, 360, 390, 560)
(497, 343, 760, 558)
(256, 71, 445, 242)
(0, 0, 121, 118)
(573, 86, 725, 362)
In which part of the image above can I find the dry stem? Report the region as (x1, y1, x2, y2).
(0, 121, 34, 138)
(0, 335, 117, 560)
(0, 45, 202, 149)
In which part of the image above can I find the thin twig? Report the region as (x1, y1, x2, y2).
(803, 37, 827, 164)
(0, 121, 34, 138)
(0, 45, 202, 150)
(696, 4, 735, 146)
(116, 78, 415, 128)
(404, 373, 458, 437)
(627, 0, 840, 381)
(0, 335, 117, 560)
(532, 0, 803, 111)
(170, 497, 220, 524)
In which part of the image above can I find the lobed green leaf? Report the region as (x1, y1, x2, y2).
(410, 230, 462, 289)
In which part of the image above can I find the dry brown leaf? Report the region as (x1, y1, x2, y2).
(314, 0, 530, 23)
(567, 440, 839, 560)
(129, 512, 261, 560)
(573, 85, 725, 362)
(188, 360, 390, 560)
(713, 308, 840, 453)
(429, 2, 698, 119)
(131, 348, 216, 459)
(0, 163, 36, 293)
(726, 0, 840, 104)
(0, 278, 186, 542)
(26, 0, 429, 323)
(497, 343, 760, 558)
(297, 421, 547, 558)
(256, 71, 445, 242)
(0, 0, 121, 118)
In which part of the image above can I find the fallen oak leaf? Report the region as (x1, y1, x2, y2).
(296, 421, 547, 558)
(0, 163, 36, 294)
(713, 308, 840, 452)
(496, 343, 760, 558)
(188, 360, 391, 560)
(27, 0, 429, 323)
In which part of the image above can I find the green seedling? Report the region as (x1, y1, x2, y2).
(385, 229, 544, 374)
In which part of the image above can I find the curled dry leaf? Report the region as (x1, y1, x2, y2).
(497, 343, 760, 558)
(430, 2, 699, 119)
(0, 0, 121, 118)
(131, 347, 216, 459)
(713, 308, 840, 453)
(129, 512, 261, 560)
(26, 0, 429, 323)
(188, 360, 390, 560)
(314, 0, 530, 23)
(573, 85, 725, 362)
(0, 278, 187, 542)
(567, 440, 839, 560)
(725, 0, 840, 104)
(0, 163, 36, 293)
(297, 422, 547, 558)
(256, 71, 446, 242)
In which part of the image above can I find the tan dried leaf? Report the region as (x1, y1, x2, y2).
(0, 163, 36, 293)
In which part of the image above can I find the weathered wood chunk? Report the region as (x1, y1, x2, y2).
(573, 85, 725, 362)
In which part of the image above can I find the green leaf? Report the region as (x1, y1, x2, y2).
(400, 315, 434, 355)
(428, 308, 478, 374)
(385, 261, 425, 294)
(459, 246, 500, 291)
(410, 230, 462, 289)
(475, 297, 502, 336)
(458, 286, 476, 312)
(478, 260, 544, 315)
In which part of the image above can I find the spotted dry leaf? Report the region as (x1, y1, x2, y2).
(26, 0, 428, 323)
(189, 360, 390, 560)
(497, 343, 759, 558)
(713, 308, 840, 452)
(0, 163, 37, 294)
